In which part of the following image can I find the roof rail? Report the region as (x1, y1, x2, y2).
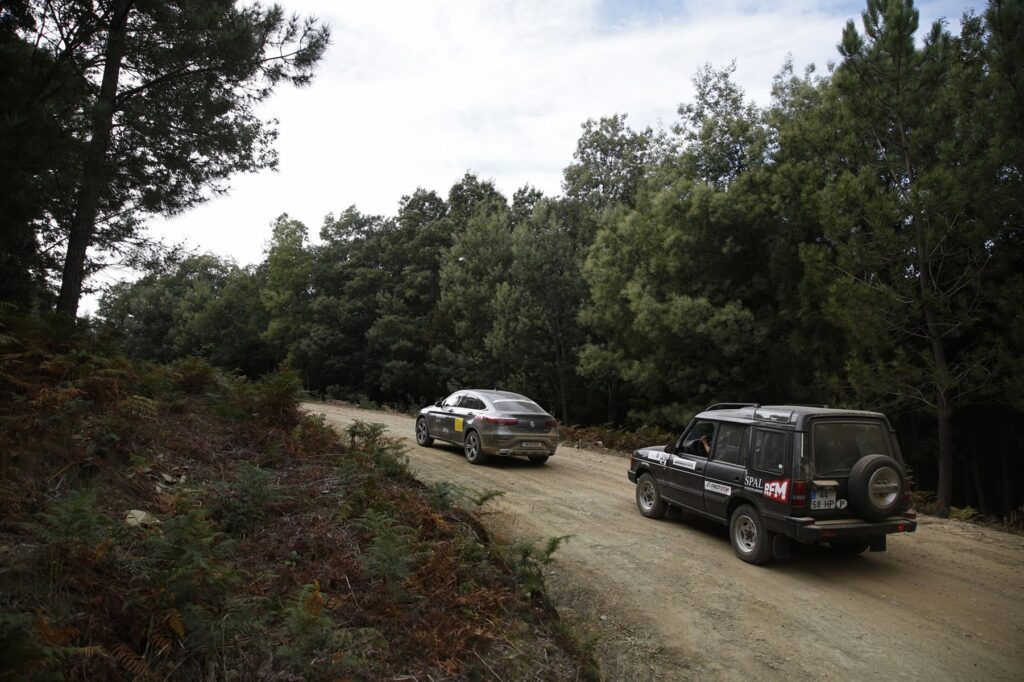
(702, 402, 759, 412)
(753, 407, 796, 423)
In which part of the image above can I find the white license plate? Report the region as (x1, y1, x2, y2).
(522, 441, 543, 448)
(811, 488, 837, 510)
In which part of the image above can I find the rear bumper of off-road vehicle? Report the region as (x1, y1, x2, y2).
(774, 512, 917, 543)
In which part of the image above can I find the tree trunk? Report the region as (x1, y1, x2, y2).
(899, 119, 956, 516)
(55, 0, 132, 320)
(971, 452, 988, 516)
(1001, 448, 1014, 522)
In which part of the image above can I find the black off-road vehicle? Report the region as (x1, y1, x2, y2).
(628, 403, 917, 564)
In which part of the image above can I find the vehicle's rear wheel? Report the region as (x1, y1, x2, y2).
(635, 473, 667, 519)
(464, 430, 487, 465)
(528, 455, 549, 465)
(415, 418, 434, 447)
(848, 454, 905, 521)
(730, 504, 774, 564)
(830, 540, 870, 556)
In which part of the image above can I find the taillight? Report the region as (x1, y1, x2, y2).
(481, 416, 518, 425)
(544, 419, 558, 428)
(791, 480, 808, 507)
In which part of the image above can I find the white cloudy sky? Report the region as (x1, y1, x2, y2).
(146, 0, 978, 270)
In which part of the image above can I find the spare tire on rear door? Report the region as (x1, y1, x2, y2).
(848, 454, 905, 521)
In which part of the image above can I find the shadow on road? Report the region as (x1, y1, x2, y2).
(649, 506, 908, 576)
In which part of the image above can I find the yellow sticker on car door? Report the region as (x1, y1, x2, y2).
(454, 418, 464, 432)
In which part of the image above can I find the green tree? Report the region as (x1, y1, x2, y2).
(5, 1, 329, 319)
(435, 190, 513, 390)
(262, 214, 314, 372)
(486, 198, 584, 421)
(812, 0, 1009, 512)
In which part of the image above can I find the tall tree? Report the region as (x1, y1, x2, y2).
(7, 1, 329, 319)
(486, 198, 584, 421)
(817, 0, 1007, 512)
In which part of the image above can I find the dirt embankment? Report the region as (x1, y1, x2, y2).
(307, 402, 1024, 681)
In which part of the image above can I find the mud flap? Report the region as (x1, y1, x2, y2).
(772, 535, 791, 561)
(868, 535, 887, 552)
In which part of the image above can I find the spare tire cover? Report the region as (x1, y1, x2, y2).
(848, 454, 905, 521)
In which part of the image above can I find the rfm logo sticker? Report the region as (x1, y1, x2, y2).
(764, 479, 789, 502)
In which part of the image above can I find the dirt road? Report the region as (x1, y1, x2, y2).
(307, 402, 1024, 680)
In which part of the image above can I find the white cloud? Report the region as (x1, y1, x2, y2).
(141, 0, 978, 271)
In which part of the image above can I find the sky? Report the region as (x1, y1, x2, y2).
(143, 0, 979, 273)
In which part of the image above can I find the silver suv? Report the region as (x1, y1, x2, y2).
(415, 389, 558, 465)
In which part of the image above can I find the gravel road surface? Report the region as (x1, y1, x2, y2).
(307, 402, 1024, 681)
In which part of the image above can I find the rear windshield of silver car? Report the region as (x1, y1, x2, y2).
(493, 400, 545, 414)
(811, 421, 892, 475)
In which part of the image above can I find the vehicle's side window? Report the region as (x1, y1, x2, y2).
(442, 393, 462, 408)
(461, 396, 486, 410)
(752, 429, 788, 474)
(680, 420, 717, 457)
(713, 423, 747, 466)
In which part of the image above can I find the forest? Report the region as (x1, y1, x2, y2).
(3, 0, 1023, 519)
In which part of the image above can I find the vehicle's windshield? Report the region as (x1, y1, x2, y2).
(812, 421, 892, 475)
(493, 400, 544, 414)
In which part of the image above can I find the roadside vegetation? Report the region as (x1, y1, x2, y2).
(0, 315, 596, 680)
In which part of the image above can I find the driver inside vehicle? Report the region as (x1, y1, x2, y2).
(682, 421, 715, 456)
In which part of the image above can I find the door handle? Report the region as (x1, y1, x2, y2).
(466, 412, 474, 417)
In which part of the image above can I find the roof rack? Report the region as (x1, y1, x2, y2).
(753, 407, 796, 423)
(702, 402, 759, 412)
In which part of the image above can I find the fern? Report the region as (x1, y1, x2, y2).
(26, 488, 111, 549)
(123, 394, 158, 420)
(211, 461, 279, 534)
(111, 642, 157, 681)
(353, 509, 422, 593)
(345, 420, 386, 447)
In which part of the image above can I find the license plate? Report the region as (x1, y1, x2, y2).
(522, 441, 542, 449)
(811, 488, 837, 510)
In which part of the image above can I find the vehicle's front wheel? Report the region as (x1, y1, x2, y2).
(635, 473, 667, 519)
(730, 504, 774, 564)
(464, 430, 487, 465)
(528, 455, 549, 465)
(415, 418, 434, 447)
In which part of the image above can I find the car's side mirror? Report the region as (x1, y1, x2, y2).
(664, 443, 677, 455)
(434, 399, 443, 407)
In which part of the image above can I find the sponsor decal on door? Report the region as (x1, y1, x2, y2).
(763, 479, 790, 502)
(704, 481, 731, 496)
(671, 456, 697, 470)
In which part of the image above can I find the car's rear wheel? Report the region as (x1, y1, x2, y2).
(848, 454, 905, 521)
(635, 473, 667, 519)
(528, 455, 549, 465)
(830, 540, 870, 556)
(464, 430, 487, 465)
(730, 504, 774, 564)
(415, 418, 433, 447)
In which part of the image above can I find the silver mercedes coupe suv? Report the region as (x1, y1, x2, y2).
(415, 389, 558, 465)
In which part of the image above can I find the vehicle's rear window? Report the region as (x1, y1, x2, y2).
(812, 421, 892, 475)
(493, 400, 544, 414)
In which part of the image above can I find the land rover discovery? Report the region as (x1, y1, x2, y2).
(628, 403, 917, 564)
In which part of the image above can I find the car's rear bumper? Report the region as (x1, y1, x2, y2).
(481, 433, 558, 457)
(775, 512, 917, 542)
